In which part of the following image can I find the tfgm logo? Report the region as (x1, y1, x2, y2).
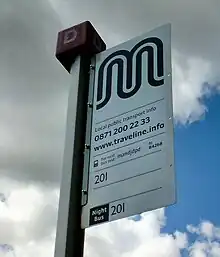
(96, 37, 164, 110)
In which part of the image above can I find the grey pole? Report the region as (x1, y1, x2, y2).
(54, 21, 106, 257)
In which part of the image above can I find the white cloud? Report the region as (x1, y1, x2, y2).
(86, 219, 220, 257)
(189, 240, 220, 257)
(187, 221, 218, 240)
(0, 182, 58, 257)
(174, 231, 188, 249)
(1, 182, 220, 257)
(187, 224, 200, 235)
(172, 51, 214, 124)
(189, 242, 208, 257)
(200, 221, 214, 239)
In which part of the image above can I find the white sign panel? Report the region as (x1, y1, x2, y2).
(81, 24, 175, 228)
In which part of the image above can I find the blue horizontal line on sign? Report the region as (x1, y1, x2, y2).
(93, 167, 162, 190)
(109, 186, 163, 204)
(94, 149, 161, 172)
(95, 98, 164, 125)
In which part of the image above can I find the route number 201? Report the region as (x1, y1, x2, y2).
(111, 203, 125, 216)
(94, 172, 107, 184)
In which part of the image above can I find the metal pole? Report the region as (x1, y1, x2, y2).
(54, 55, 89, 257)
(66, 55, 92, 257)
(54, 21, 106, 257)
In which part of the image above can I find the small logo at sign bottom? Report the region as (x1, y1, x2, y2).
(89, 204, 109, 225)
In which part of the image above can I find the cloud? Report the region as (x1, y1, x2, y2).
(49, 0, 220, 64)
(50, 0, 220, 124)
(86, 218, 220, 257)
(1, 1, 220, 257)
(0, 244, 15, 257)
(172, 51, 214, 124)
(1, 180, 220, 257)
(187, 221, 220, 241)
(174, 231, 188, 249)
(1, 196, 172, 257)
(0, 0, 220, 185)
(0, 193, 7, 204)
(0, 0, 69, 184)
(85, 209, 186, 257)
(0, 181, 58, 257)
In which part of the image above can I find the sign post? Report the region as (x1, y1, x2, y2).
(81, 23, 176, 228)
(54, 21, 106, 257)
(54, 21, 176, 257)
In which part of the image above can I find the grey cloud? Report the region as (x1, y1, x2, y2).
(5, 1, 220, 256)
(0, 193, 6, 203)
(52, 0, 220, 62)
(1, 0, 220, 185)
(51, 0, 220, 123)
(0, 0, 70, 185)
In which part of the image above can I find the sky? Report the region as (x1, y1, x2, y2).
(0, 0, 220, 257)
